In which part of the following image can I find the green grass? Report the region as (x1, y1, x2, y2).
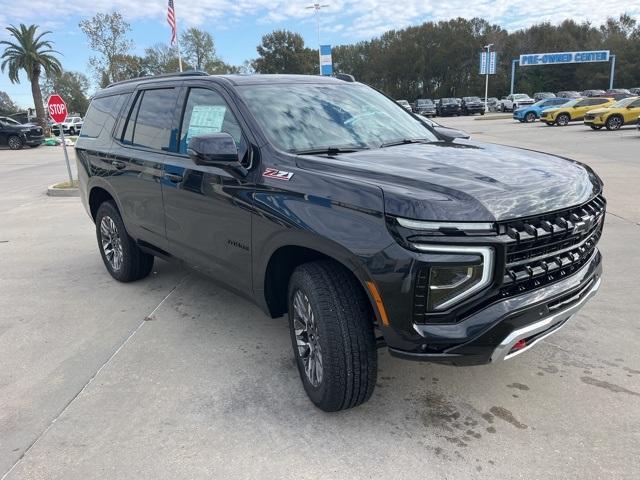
(52, 179, 79, 189)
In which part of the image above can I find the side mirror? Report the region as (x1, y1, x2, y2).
(187, 133, 247, 177)
(433, 125, 470, 141)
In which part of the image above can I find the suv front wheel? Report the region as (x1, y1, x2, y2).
(95, 201, 154, 282)
(287, 260, 377, 411)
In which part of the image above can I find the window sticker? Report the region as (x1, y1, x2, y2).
(186, 105, 227, 143)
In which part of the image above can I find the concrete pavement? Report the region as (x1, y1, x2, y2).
(1, 125, 639, 479)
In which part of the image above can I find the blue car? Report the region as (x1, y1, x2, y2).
(513, 98, 571, 123)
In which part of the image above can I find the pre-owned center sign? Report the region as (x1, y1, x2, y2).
(519, 50, 610, 66)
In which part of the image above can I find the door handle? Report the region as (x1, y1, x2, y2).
(164, 173, 183, 183)
(111, 160, 126, 170)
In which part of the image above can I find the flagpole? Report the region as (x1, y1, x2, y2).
(173, 1, 183, 72)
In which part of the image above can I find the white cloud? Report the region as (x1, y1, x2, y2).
(1, 0, 638, 40)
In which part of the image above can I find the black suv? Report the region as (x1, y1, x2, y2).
(461, 96, 485, 115)
(76, 73, 604, 412)
(436, 98, 461, 116)
(0, 116, 44, 149)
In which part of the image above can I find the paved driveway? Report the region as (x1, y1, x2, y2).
(1, 130, 638, 479)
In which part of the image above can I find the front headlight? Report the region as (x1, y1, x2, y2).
(412, 244, 494, 311)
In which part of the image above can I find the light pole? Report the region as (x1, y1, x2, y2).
(306, 3, 329, 75)
(483, 43, 493, 113)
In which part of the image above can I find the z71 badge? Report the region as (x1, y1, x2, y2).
(263, 168, 294, 181)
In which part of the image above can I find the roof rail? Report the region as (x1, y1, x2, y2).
(106, 71, 209, 88)
(335, 73, 356, 82)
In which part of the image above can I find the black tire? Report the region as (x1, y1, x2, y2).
(556, 113, 570, 126)
(69, 128, 76, 135)
(29, 144, 41, 148)
(545, 121, 554, 126)
(525, 112, 536, 123)
(7, 135, 23, 150)
(605, 115, 623, 131)
(590, 125, 603, 130)
(95, 201, 154, 282)
(288, 260, 377, 412)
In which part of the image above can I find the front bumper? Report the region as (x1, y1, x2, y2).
(25, 135, 44, 146)
(584, 117, 605, 127)
(386, 249, 602, 365)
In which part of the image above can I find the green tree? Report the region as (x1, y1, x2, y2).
(142, 43, 183, 75)
(181, 28, 216, 71)
(41, 71, 90, 115)
(252, 30, 317, 74)
(79, 12, 134, 85)
(0, 24, 62, 129)
(0, 91, 19, 115)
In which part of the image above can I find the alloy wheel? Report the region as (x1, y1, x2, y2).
(8, 136, 22, 150)
(292, 289, 323, 387)
(607, 116, 622, 130)
(100, 216, 124, 271)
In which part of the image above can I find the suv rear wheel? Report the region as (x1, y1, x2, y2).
(525, 112, 536, 123)
(95, 201, 154, 282)
(287, 260, 377, 411)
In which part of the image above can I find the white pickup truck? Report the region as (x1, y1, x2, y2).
(500, 94, 535, 112)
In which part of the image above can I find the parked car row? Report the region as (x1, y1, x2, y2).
(512, 94, 640, 131)
(400, 97, 487, 117)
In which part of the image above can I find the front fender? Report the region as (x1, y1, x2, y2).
(251, 184, 395, 321)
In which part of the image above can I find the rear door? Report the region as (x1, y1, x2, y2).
(108, 85, 182, 250)
(161, 83, 254, 293)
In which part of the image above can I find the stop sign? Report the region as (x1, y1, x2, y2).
(47, 94, 67, 124)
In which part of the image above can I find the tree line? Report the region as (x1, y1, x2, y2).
(2, 12, 638, 129)
(251, 14, 639, 100)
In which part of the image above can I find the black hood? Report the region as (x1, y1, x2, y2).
(296, 141, 602, 222)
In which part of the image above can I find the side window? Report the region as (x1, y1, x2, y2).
(630, 99, 640, 108)
(122, 88, 179, 151)
(122, 92, 142, 145)
(178, 88, 244, 154)
(80, 94, 127, 138)
(592, 99, 607, 106)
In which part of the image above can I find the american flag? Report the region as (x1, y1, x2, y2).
(167, 0, 177, 44)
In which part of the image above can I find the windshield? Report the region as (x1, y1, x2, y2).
(417, 99, 433, 105)
(463, 97, 480, 102)
(397, 100, 409, 106)
(514, 94, 530, 100)
(1, 117, 21, 125)
(238, 83, 438, 153)
(612, 97, 638, 108)
(442, 98, 456, 104)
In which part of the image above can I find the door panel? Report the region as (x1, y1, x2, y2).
(161, 86, 253, 292)
(108, 86, 182, 250)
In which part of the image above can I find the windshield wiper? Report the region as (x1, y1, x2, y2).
(293, 146, 368, 156)
(379, 138, 433, 148)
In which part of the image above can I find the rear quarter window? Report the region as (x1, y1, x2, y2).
(80, 94, 128, 138)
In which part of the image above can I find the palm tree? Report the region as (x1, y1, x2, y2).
(1, 24, 62, 129)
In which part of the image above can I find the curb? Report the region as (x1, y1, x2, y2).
(47, 184, 80, 197)
(474, 114, 513, 121)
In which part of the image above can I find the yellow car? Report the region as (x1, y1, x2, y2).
(584, 96, 640, 130)
(540, 97, 616, 126)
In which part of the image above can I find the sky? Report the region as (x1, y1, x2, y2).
(1, 0, 639, 107)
